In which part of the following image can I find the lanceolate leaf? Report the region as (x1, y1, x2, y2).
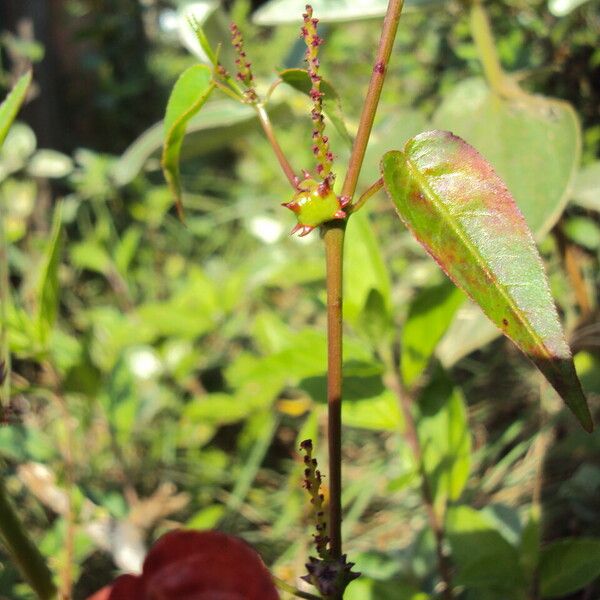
(162, 65, 215, 219)
(0, 71, 32, 147)
(381, 130, 593, 432)
(37, 203, 63, 346)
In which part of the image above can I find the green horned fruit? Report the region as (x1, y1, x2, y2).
(283, 177, 348, 237)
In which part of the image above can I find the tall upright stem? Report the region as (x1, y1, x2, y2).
(323, 0, 405, 570)
(341, 0, 404, 201)
(323, 221, 345, 561)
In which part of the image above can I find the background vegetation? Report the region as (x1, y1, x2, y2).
(0, 0, 599, 598)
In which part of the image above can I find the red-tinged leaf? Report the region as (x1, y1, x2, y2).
(88, 529, 279, 600)
(381, 130, 593, 432)
(162, 65, 215, 220)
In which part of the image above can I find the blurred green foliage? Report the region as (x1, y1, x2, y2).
(0, 0, 600, 598)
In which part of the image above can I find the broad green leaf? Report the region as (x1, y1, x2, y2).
(162, 65, 215, 218)
(343, 209, 392, 325)
(416, 365, 470, 516)
(447, 505, 525, 593)
(539, 539, 600, 598)
(401, 281, 464, 387)
(115, 100, 256, 186)
(279, 68, 351, 146)
(252, 0, 446, 24)
(571, 161, 600, 211)
(433, 78, 580, 239)
(0, 71, 31, 147)
(381, 130, 593, 431)
(37, 203, 63, 346)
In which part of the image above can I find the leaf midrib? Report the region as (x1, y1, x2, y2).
(402, 152, 553, 363)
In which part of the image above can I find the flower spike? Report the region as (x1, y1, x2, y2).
(301, 5, 334, 187)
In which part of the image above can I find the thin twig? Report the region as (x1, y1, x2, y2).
(350, 177, 384, 214)
(255, 104, 297, 188)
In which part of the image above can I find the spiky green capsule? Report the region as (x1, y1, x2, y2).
(283, 178, 347, 236)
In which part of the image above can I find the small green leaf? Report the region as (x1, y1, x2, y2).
(279, 68, 351, 146)
(161, 65, 215, 218)
(37, 203, 63, 346)
(539, 538, 600, 598)
(0, 71, 32, 147)
(382, 130, 593, 431)
(401, 280, 465, 387)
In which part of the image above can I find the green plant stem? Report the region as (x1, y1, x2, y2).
(0, 477, 57, 599)
(323, 221, 345, 562)
(341, 0, 404, 202)
(470, 0, 507, 94)
(350, 177, 384, 214)
(382, 353, 454, 600)
(255, 104, 298, 188)
(321, 0, 405, 579)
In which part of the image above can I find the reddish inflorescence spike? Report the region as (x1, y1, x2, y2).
(301, 5, 334, 187)
(230, 22, 258, 102)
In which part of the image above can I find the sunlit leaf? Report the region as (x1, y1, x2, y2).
(252, 0, 446, 25)
(37, 203, 63, 346)
(161, 65, 215, 218)
(401, 280, 464, 387)
(279, 68, 351, 146)
(539, 538, 600, 598)
(0, 71, 31, 147)
(381, 130, 593, 431)
(433, 78, 580, 239)
(548, 0, 593, 16)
